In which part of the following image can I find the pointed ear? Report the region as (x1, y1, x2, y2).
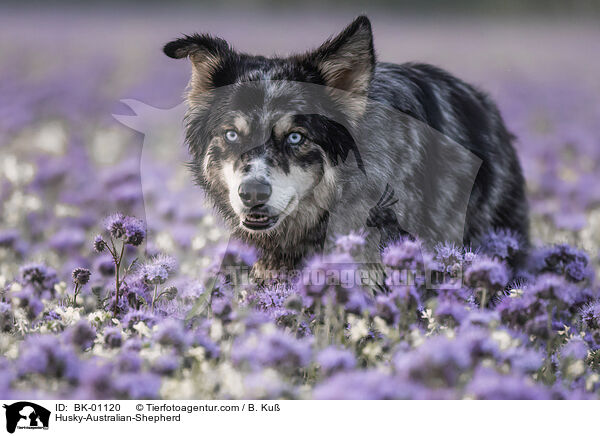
(163, 34, 233, 97)
(308, 16, 375, 96)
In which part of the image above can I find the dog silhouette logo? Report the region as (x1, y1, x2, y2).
(2, 402, 50, 433)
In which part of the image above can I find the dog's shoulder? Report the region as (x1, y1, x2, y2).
(371, 62, 490, 125)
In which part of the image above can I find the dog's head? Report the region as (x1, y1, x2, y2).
(164, 16, 374, 239)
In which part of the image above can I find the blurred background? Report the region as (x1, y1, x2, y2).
(1, 1, 599, 282)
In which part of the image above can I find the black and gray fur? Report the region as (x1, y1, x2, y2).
(163, 16, 529, 274)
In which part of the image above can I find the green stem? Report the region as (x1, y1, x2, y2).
(73, 284, 80, 306)
(152, 284, 158, 312)
(480, 287, 488, 309)
(113, 241, 125, 316)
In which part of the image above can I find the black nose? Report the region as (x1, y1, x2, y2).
(238, 179, 272, 207)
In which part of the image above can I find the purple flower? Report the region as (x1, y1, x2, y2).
(465, 257, 509, 290)
(154, 319, 189, 350)
(113, 373, 161, 399)
(93, 235, 107, 253)
(17, 335, 80, 380)
(296, 252, 360, 307)
(534, 244, 593, 283)
(125, 278, 152, 307)
(434, 242, 466, 276)
(497, 291, 546, 327)
(317, 347, 356, 375)
(12, 287, 44, 320)
(502, 347, 544, 374)
(387, 282, 424, 309)
(122, 309, 157, 329)
(232, 330, 312, 373)
(565, 260, 590, 282)
(463, 248, 478, 263)
(0, 230, 27, 258)
(72, 267, 91, 286)
(460, 310, 500, 329)
(382, 238, 424, 270)
(19, 263, 58, 296)
(435, 242, 463, 264)
(374, 294, 401, 325)
(560, 337, 588, 361)
(104, 214, 146, 246)
(64, 320, 97, 351)
(530, 274, 578, 306)
(524, 314, 554, 339)
(245, 284, 296, 323)
(122, 216, 146, 246)
(0, 359, 15, 399)
(0, 230, 19, 249)
(480, 228, 521, 261)
(190, 330, 220, 359)
(581, 300, 600, 330)
(344, 289, 375, 315)
(434, 298, 469, 326)
(115, 351, 143, 373)
(103, 327, 123, 348)
(105, 288, 131, 316)
(466, 368, 551, 400)
(313, 370, 444, 400)
(151, 355, 180, 375)
(49, 228, 86, 253)
(123, 337, 143, 353)
(43, 310, 61, 322)
(139, 254, 176, 285)
(75, 361, 115, 399)
(394, 330, 497, 388)
(211, 296, 234, 321)
(105, 213, 126, 239)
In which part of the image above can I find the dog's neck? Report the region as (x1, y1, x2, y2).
(241, 210, 330, 274)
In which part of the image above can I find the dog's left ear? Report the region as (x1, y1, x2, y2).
(300, 16, 375, 121)
(306, 16, 375, 96)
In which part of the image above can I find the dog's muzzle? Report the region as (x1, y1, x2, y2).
(238, 179, 271, 208)
(237, 178, 279, 230)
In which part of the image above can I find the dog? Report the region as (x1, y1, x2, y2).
(163, 16, 529, 276)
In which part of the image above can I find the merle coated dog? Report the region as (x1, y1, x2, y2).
(163, 16, 528, 275)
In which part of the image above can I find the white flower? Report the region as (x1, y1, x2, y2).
(188, 346, 206, 362)
(55, 306, 82, 326)
(586, 373, 599, 391)
(348, 315, 369, 342)
(491, 330, 516, 351)
(362, 342, 382, 360)
(210, 320, 224, 342)
(87, 310, 111, 327)
(133, 321, 151, 337)
(566, 360, 586, 379)
(373, 316, 390, 336)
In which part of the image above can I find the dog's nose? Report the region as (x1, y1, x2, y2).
(238, 179, 272, 207)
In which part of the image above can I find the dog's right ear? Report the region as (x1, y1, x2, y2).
(163, 34, 232, 95)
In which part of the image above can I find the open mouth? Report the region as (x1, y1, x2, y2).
(242, 207, 279, 231)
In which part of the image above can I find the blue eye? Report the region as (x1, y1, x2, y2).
(225, 130, 239, 143)
(286, 132, 304, 145)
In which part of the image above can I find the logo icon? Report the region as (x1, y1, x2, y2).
(2, 402, 50, 434)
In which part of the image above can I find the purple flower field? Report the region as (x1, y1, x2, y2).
(1, 9, 600, 400)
